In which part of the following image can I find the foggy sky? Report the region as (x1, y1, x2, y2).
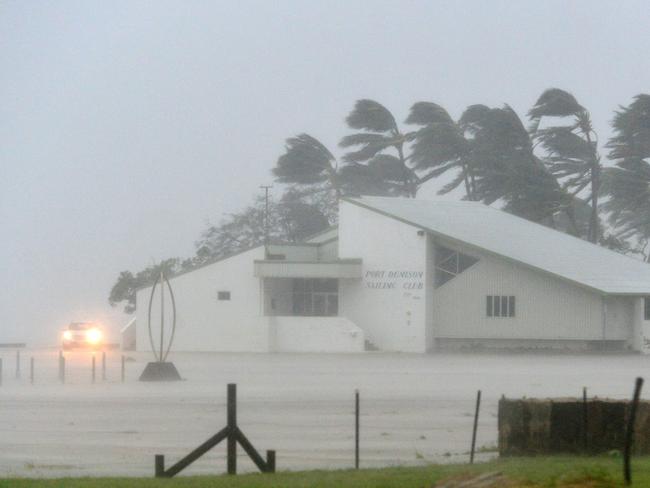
(1, 1, 649, 345)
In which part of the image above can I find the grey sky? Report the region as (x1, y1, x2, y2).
(1, 0, 648, 344)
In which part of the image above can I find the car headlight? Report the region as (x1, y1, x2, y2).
(86, 328, 102, 344)
(63, 330, 73, 341)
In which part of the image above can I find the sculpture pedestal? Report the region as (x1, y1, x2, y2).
(139, 361, 182, 381)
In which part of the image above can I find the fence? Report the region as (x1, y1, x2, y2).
(0, 349, 130, 386)
(0, 350, 645, 483)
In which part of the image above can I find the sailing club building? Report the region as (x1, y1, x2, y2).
(129, 196, 650, 354)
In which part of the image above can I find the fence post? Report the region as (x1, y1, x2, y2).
(227, 383, 237, 474)
(121, 355, 125, 383)
(30, 357, 34, 385)
(470, 390, 482, 464)
(155, 454, 165, 477)
(92, 355, 96, 384)
(624, 377, 644, 486)
(266, 450, 276, 473)
(355, 389, 360, 469)
(102, 351, 106, 381)
(58, 351, 63, 383)
(60, 355, 66, 384)
(583, 387, 588, 452)
(15, 350, 21, 380)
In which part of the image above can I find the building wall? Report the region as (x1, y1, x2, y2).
(633, 297, 650, 353)
(267, 316, 364, 352)
(318, 239, 338, 260)
(432, 238, 633, 343)
(605, 296, 634, 342)
(338, 201, 429, 352)
(135, 246, 268, 353)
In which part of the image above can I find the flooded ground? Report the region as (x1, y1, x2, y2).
(0, 349, 647, 477)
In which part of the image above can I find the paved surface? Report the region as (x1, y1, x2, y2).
(0, 349, 647, 477)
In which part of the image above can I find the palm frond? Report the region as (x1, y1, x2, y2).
(345, 99, 398, 133)
(405, 102, 454, 126)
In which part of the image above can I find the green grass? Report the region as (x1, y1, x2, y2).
(2, 456, 650, 487)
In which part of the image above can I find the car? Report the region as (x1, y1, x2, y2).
(62, 322, 104, 350)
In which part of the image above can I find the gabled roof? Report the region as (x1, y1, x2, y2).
(345, 196, 650, 295)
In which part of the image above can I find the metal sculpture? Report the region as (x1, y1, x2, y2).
(139, 270, 181, 381)
(147, 271, 177, 362)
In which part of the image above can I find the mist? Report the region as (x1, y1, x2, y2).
(2, 0, 649, 345)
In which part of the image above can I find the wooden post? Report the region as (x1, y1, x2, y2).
(121, 355, 125, 383)
(355, 389, 360, 469)
(624, 377, 644, 486)
(58, 350, 63, 383)
(470, 390, 482, 464)
(15, 350, 21, 379)
(30, 357, 34, 385)
(155, 454, 165, 477)
(101, 351, 105, 381)
(266, 450, 276, 473)
(583, 387, 588, 452)
(60, 356, 66, 384)
(92, 355, 96, 383)
(227, 383, 237, 474)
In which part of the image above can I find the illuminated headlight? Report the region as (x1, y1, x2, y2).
(63, 330, 73, 341)
(86, 328, 102, 344)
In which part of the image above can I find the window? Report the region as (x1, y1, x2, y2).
(434, 245, 479, 287)
(486, 295, 515, 318)
(217, 291, 231, 301)
(645, 297, 650, 321)
(291, 278, 338, 316)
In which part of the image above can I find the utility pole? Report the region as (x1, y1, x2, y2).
(260, 185, 273, 251)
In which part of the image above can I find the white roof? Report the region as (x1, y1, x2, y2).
(347, 196, 650, 295)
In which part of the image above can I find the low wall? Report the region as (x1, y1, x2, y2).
(268, 316, 365, 353)
(435, 338, 628, 352)
(499, 397, 650, 455)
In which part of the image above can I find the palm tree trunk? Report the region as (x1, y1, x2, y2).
(589, 164, 600, 243)
(461, 161, 473, 200)
(585, 129, 600, 243)
(396, 144, 416, 197)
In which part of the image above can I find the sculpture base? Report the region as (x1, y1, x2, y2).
(139, 361, 182, 382)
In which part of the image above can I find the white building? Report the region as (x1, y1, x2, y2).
(131, 196, 650, 354)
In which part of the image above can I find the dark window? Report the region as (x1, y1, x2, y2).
(291, 278, 338, 316)
(486, 295, 515, 318)
(217, 291, 231, 301)
(645, 297, 650, 321)
(435, 245, 479, 287)
(327, 295, 338, 316)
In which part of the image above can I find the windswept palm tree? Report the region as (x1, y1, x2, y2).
(528, 88, 602, 242)
(406, 102, 476, 200)
(407, 100, 576, 229)
(602, 94, 650, 259)
(464, 104, 576, 228)
(273, 133, 341, 198)
(339, 99, 419, 197)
